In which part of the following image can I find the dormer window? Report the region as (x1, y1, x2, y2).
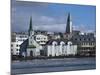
(52, 41, 57, 45)
(68, 41, 72, 45)
(75, 38, 77, 41)
(88, 38, 90, 41)
(60, 41, 65, 45)
(84, 38, 86, 41)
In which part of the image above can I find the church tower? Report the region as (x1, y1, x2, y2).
(65, 13, 72, 34)
(28, 16, 34, 46)
(27, 16, 40, 57)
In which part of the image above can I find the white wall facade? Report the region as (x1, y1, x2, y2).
(27, 31, 42, 56)
(47, 41, 77, 57)
(35, 34, 48, 45)
(11, 33, 28, 55)
(27, 48, 40, 57)
(11, 41, 23, 55)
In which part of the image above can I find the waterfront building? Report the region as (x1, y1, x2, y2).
(20, 17, 42, 57)
(46, 40, 77, 57)
(20, 16, 78, 57)
(11, 32, 28, 55)
(71, 33, 96, 56)
(27, 17, 42, 57)
(35, 34, 48, 45)
(19, 13, 96, 57)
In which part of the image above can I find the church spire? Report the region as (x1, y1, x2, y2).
(29, 16, 33, 32)
(28, 16, 33, 36)
(65, 13, 72, 34)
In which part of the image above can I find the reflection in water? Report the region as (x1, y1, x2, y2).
(11, 57, 96, 74)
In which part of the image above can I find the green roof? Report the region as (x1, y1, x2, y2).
(27, 45, 36, 48)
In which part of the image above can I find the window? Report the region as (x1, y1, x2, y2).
(11, 44, 13, 47)
(41, 41, 45, 43)
(20, 36, 24, 38)
(11, 49, 13, 51)
(69, 44, 72, 46)
(16, 52, 19, 55)
(37, 37, 40, 40)
(54, 44, 57, 46)
(34, 36, 36, 39)
(16, 45, 18, 47)
(88, 38, 91, 41)
(31, 41, 32, 44)
(75, 38, 77, 41)
(16, 49, 19, 51)
(31, 37, 32, 39)
(44, 38, 46, 40)
(30, 51, 33, 56)
(92, 43, 94, 45)
(90, 42, 92, 45)
(84, 38, 86, 41)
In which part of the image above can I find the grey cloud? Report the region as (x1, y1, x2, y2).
(73, 24, 95, 33)
(34, 24, 66, 32)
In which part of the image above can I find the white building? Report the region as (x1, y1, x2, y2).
(35, 34, 48, 45)
(46, 40, 77, 57)
(11, 32, 28, 55)
(11, 42, 22, 55)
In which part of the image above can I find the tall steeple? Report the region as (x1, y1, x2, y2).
(28, 16, 33, 36)
(65, 13, 72, 34)
(29, 16, 33, 31)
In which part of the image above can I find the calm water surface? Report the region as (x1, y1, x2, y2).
(11, 57, 96, 74)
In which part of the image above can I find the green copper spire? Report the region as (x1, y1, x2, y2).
(28, 16, 33, 36)
(29, 16, 33, 31)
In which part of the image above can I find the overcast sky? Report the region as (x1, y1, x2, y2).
(11, 0, 96, 33)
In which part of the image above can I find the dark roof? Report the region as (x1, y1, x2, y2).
(71, 34, 96, 44)
(46, 39, 75, 45)
(20, 39, 28, 54)
(46, 33, 96, 45)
